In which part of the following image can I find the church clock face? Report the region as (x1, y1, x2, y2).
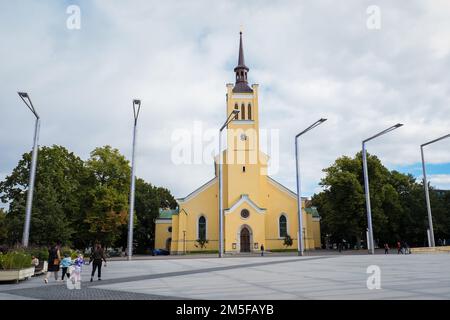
(240, 133, 247, 141)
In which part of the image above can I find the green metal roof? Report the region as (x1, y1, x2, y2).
(305, 206, 320, 218)
(158, 208, 178, 219)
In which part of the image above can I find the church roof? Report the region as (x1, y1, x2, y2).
(224, 194, 266, 214)
(158, 208, 178, 219)
(305, 206, 320, 218)
(177, 177, 217, 203)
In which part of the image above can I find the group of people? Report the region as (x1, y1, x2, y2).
(383, 241, 411, 254)
(43, 243, 108, 284)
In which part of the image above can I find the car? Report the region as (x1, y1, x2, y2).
(152, 248, 170, 256)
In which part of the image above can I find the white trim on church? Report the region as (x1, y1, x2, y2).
(177, 177, 217, 204)
(224, 194, 266, 215)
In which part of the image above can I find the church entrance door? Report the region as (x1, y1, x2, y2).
(240, 227, 250, 252)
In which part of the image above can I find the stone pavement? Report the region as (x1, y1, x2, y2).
(1, 253, 449, 300)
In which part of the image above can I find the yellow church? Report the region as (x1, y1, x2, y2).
(155, 33, 321, 254)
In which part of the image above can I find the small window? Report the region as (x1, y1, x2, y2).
(168, 227, 172, 233)
(241, 209, 250, 219)
(241, 103, 245, 120)
(248, 103, 252, 120)
(279, 215, 287, 238)
(234, 104, 239, 119)
(243, 166, 246, 172)
(198, 216, 206, 239)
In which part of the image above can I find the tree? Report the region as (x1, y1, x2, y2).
(83, 146, 130, 248)
(313, 155, 368, 247)
(133, 179, 177, 253)
(0, 145, 86, 246)
(0, 144, 179, 251)
(0, 208, 7, 244)
(313, 152, 449, 248)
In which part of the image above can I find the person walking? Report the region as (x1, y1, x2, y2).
(44, 244, 61, 284)
(397, 241, 402, 254)
(384, 243, 389, 254)
(89, 244, 107, 282)
(60, 254, 72, 281)
(260, 244, 264, 257)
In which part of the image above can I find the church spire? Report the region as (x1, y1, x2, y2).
(233, 31, 253, 93)
(238, 31, 246, 68)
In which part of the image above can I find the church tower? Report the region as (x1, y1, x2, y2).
(155, 31, 322, 255)
(224, 32, 267, 211)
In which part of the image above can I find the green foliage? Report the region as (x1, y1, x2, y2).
(195, 237, 209, 249)
(283, 234, 293, 247)
(83, 146, 131, 248)
(133, 178, 177, 253)
(0, 146, 86, 245)
(0, 251, 32, 270)
(25, 247, 49, 261)
(0, 209, 7, 244)
(312, 152, 450, 247)
(0, 145, 177, 252)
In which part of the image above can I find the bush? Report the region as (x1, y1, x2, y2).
(283, 235, 293, 247)
(0, 251, 32, 270)
(26, 247, 49, 261)
(60, 246, 78, 259)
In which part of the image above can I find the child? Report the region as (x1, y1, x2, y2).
(70, 254, 84, 289)
(60, 254, 72, 281)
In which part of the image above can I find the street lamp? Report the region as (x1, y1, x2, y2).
(218, 109, 240, 258)
(421, 133, 450, 247)
(17, 92, 40, 248)
(295, 118, 327, 256)
(127, 99, 141, 260)
(362, 123, 403, 254)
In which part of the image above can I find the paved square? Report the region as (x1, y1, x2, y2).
(1, 254, 450, 299)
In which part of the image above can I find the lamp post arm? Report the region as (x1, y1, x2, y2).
(421, 134, 450, 147)
(363, 123, 403, 143)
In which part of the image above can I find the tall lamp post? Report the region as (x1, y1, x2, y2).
(17, 92, 40, 248)
(295, 118, 327, 256)
(218, 109, 240, 258)
(421, 133, 450, 247)
(362, 123, 403, 254)
(127, 99, 141, 261)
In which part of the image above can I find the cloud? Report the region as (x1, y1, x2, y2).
(427, 174, 450, 190)
(1, 0, 449, 207)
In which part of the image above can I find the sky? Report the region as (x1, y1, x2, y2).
(0, 0, 449, 209)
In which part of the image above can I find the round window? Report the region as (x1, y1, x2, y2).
(241, 209, 250, 219)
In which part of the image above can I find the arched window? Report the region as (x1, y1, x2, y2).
(241, 103, 245, 120)
(198, 216, 206, 240)
(248, 103, 252, 120)
(279, 215, 287, 238)
(234, 103, 239, 119)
